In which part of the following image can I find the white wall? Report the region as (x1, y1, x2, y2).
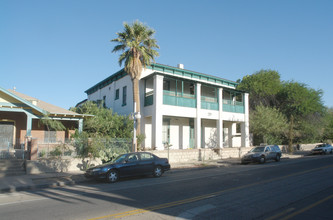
(202, 119, 217, 148)
(87, 75, 133, 116)
(144, 117, 152, 149)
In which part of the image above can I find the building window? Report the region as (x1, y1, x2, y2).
(44, 131, 57, 143)
(122, 86, 127, 106)
(115, 89, 119, 100)
(236, 123, 241, 134)
(103, 96, 106, 108)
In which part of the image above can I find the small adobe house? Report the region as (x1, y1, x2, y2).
(0, 87, 86, 159)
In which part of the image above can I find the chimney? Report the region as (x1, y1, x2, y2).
(31, 100, 38, 106)
(177, 64, 184, 69)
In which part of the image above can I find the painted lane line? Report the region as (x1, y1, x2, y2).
(280, 193, 333, 220)
(176, 204, 216, 220)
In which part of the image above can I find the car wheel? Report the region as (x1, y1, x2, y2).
(275, 155, 281, 162)
(259, 156, 266, 164)
(106, 170, 119, 183)
(153, 166, 163, 177)
(330, 150, 333, 154)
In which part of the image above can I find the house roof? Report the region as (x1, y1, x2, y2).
(0, 87, 85, 118)
(85, 63, 239, 95)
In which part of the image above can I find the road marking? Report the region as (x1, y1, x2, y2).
(280, 193, 333, 220)
(0, 198, 48, 206)
(176, 204, 215, 219)
(88, 164, 333, 220)
(265, 208, 295, 220)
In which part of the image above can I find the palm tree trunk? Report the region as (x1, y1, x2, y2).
(132, 78, 141, 152)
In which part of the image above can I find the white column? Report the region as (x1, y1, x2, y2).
(78, 119, 83, 133)
(241, 93, 250, 147)
(229, 123, 236, 148)
(195, 83, 201, 148)
(217, 88, 224, 148)
(153, 74, 164, 150)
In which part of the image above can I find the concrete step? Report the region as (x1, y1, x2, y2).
(0, 159, 26, 177)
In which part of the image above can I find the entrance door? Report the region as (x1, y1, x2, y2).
(0, 121, 14, 149)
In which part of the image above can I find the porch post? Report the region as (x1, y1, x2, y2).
(78, 118, 83, 133)
(241, 93, 250, 147)
(195, 83, 201, 148)
(26, 114, 32, 137)
(153, 74, 164, 150)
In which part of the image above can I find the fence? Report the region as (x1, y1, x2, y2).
(0, 138, 25, 159)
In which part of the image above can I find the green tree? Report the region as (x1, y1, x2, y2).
(71, 102, 133, 166)
(111, 20, 159, 151)
(250, 105, 288, 145)
(39, 114, 65, 131)
(277, 81, 325, 149)
(322, 108, 333, 142)
(71, 101, 133, 138)
(237, 70, 281, 110)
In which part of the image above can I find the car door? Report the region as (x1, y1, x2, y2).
(138, 152, 155, 174)
(119, 153, 140, 177)
(265, 146, 273, 160)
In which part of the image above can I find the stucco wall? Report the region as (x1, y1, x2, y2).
(26, 157, 102, 174)
(88, 75, 133, 116)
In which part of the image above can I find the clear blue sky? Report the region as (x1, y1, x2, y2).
(1, 0, 333, 109)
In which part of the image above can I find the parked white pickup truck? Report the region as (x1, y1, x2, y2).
(311, 143, 333, 155)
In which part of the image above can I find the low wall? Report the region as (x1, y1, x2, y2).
(26, 157, 102, 174)
(30, 145, 320, 174)
(150, 147, 251, 163)
(26, 148, 249, 174)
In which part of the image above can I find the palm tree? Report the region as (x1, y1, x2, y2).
(111, 20, 159, 151)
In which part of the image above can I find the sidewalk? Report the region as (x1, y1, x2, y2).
(0, 154, 304, 193)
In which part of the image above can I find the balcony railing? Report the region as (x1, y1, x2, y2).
(223, 100, 245, 113)
(163, 91, 196, 108)
(145, 91, 245, 113)
(201, 96, 219, 110)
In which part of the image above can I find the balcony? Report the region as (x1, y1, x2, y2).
(223, 100, 245, 113)
(145, 92, 244, 113)
(163, 91, 196, 108)
(201, 96, 219, 110)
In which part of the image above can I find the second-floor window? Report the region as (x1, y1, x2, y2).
(103, 96, 106, 108)
(122, 86, 127, 106)
(115, 89, 119, 100)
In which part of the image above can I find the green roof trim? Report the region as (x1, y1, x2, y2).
(85, 63, 238, 95)
(148, 63, 238, 88)
(85, 69, 127, 95)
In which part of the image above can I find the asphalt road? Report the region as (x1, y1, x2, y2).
(0, 155, 333, 220)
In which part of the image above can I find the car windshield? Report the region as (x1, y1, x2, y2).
(251, 147, 265, 152)
(316, 145, 324, 148)
(112, 154, 127, 163)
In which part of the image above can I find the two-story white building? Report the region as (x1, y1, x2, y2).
(85, 63, 250, 150)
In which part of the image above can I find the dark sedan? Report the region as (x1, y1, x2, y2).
(84, 152, 171, 183)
